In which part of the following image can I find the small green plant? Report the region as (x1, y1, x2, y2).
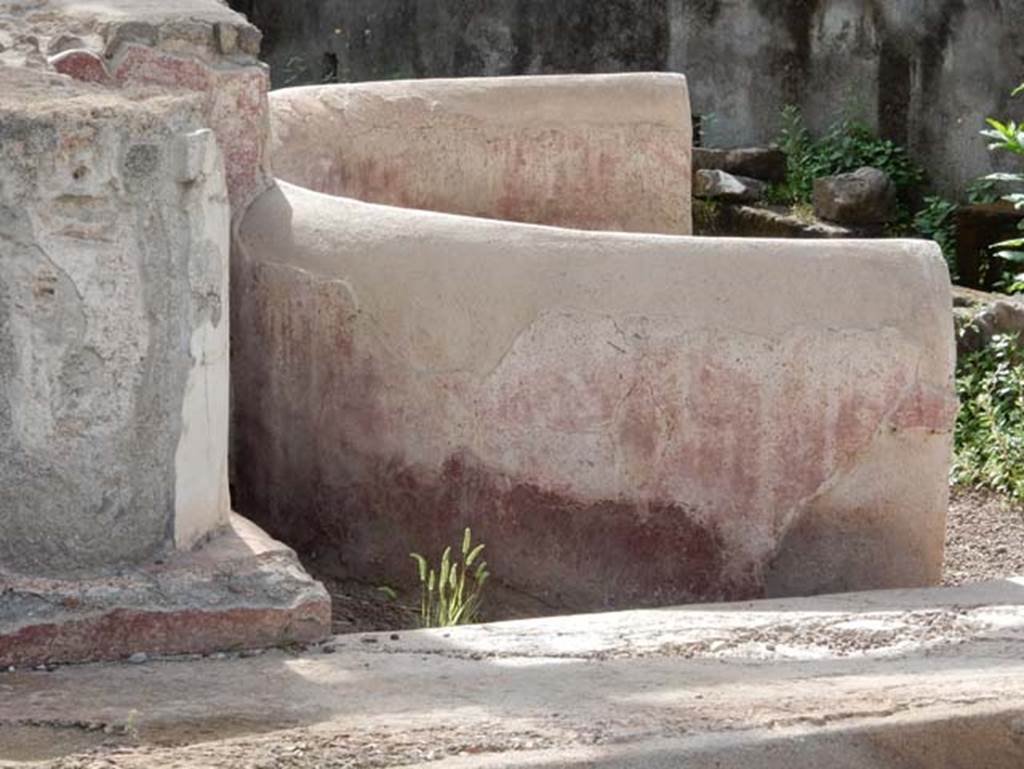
(692, 198, 721, 234)
(954, 333, 1024, 503)
(770, 106, 924, 220)
(789, 201, 816, 224)
(376, 584, 399, 602)
(410, 528, 489, 628)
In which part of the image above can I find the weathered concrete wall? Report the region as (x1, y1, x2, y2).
(671, 0, 1024, 197)
(270, 74, 692, 233)
(1, 0, 273, 212)
(235, 172, 956, 610)
(230, 0, 669, 85)
(0, 68, 230, 574)
(233, 0, 1024, 197)
(0, 0, 267, 572)
(0, 1, 331, 663)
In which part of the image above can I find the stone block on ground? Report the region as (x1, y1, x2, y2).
(0, 0, 323, 666)
(694, 169, 767, 203)
(693, 146, 787, 182)
(693, 202, 885, 238)
(813, 166, 897, 225)
(953, 286, 1024, 355)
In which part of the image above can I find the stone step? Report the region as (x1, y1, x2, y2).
(2, 578, 1022, 767)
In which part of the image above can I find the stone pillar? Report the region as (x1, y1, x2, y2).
(0, 72, 228, 573)
(0, 1, 327, 666)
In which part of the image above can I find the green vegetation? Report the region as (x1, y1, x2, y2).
(766, 88, 1024, 287)
(967, 178, 1002, 206)
(376, 584, 399, 602)
(692, 198, 720, 234)
(789, 201, 816, 224)
(954, 334, 1024, 503)
(410, 527, 490, 628)
(981, 83, 1024, 269)
(770, 106, 924, 223)
(913, 196, 958, 273)
(926, 84, 1024, 291)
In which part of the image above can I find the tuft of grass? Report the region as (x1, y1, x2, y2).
(789, 201, 816, 224)
(692, 198, 721, 234)
(410, 528, 489, 628)
(376, 585, 399, 602)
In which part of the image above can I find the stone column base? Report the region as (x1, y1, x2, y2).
(0, 515, 330, 668)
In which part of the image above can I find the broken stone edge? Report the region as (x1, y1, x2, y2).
(0, 515, 330, 668)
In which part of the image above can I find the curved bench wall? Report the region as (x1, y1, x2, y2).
(232, 175, 956, 610)
(268, 73, 693, 235)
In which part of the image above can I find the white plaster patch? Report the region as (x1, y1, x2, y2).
(174, 129, 231, 548)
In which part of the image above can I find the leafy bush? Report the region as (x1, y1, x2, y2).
(908, 182, 1013, 282)
(982, 84, 1024, 266)
(410, 527, 489, 628)
(913, 196, 958, 272)
(967, 178, 1001, 205)
(953, 334, 1024, 502)
(771, 106, 925, 218)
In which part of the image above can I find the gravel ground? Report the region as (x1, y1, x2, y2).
(944, 488, 1024, 586)
(310, 573, 419, 635)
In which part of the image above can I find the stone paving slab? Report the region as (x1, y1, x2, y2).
(1, 579, 1023, 766)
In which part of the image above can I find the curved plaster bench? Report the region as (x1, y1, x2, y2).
(266, 74, 692, 234)
(233, 74, 956, 611)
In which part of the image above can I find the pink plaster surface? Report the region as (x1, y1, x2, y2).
(234, 181, 957, 611)
(269, 75, 693, 235)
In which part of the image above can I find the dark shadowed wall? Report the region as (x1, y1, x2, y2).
(230, 0, 1024, 196)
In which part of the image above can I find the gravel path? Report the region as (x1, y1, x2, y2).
(944, 488, 1024, 586)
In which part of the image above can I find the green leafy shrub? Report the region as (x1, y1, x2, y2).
(909, 192, 1021, 286)
(770, 106, 924, 219)
(953, 333, 1024, 502)
(907, 184, 1012, 283)
(981, 84, 1024, 267)
(410, 528, 489, 628)
(913, 196, 958, 273)
(967, 178, 1001, 205)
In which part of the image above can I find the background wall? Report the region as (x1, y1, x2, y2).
(229, 0, 1024, 197)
